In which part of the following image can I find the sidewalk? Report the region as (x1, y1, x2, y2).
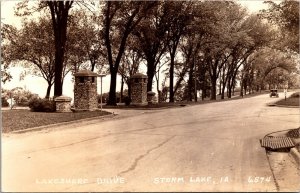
(262, 127, 300, 191)
(1, 106, 30, 111)
(287, 128, 300, 165)
(264, 127, 300, 165)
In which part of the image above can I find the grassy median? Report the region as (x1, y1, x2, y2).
(2, 110, 111, 133)
(275, 92, 300, 107)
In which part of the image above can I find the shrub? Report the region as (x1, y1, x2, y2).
(28, 98, 56, 112)
(290, 92, 300, 98)
(124, 96, 131, 106)
(17, 96, 30, 106)
(1, 97, 9, 107)
(97, 93, 108, 104)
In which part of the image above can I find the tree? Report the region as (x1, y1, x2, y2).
(4, 9, 104, 99)
(207, 11, 274, 99)
(46, 1, 74, 97)
(2, 17, 56, 99)
(236, 14, 275, 97)
(251, 48, 298, 90)
(179, 2, 208, 101)
(66, 10, 106, 74)
(133, 1, 170, 92)
(154, 57, 169, 103)
(180, 1, 218, 101)
(262, 0, 299, 53)
(101, 1, 158, 105)
(15, 0, 75, 97)
(118, 42, 143, 100)
(165, 1, 194, 102)
(1, 24, 18, 83)
(2, 87, 38, 107)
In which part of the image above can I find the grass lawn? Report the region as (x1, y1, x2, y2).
(275, 92, 300, 107)
(2, 110, 111, 133)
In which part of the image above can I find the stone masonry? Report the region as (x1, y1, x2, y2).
(131, 73, 148, 106)
(55, 96, 72, 112)
(147, 91, 156, 104)
(74, 70, 98, 111)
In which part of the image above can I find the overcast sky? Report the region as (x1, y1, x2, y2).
(0, 0, 277, 99)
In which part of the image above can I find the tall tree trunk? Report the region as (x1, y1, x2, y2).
(169, 54, 175, 103)
(210, 77, 217, 100)
(227, 80, 232, 98)
(194, 70, 197, 102)
(120, 76, 124, 103)
(232, 77, 237, 96)
(221, 82, 226, 99)
(45, 82, 53, 99)
(45, 83, 52, 99)
(91, 60, 95, 72)
(147, 59, 155, 92)
(240, 80, 244, 97)
(209, 65, 218, 100)
(48, 2, 71, 98)
(127, 81, 132, 99)
(194, 86, 197, 102)
(108, 69, 117, 105)
(156, 68, 160, 103)
(219, 79, 222, 96)
(188, 62, 194, 101)
(53, 39, 65, 97)
(147, 70, 154, 92)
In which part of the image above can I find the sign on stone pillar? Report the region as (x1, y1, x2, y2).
(130, 73, 148, 106)
(74, 70, 98, 111)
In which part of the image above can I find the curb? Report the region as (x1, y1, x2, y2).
(290, 147, 300, 165)
(103, 104, 189, 111)
(11, 113, 115, 134)
(291, 138, 300, 166)
(274, 104, 299, 108)
(266, 103, 276, 107)
(263, 128, 300, 166)
(266, 103, 299, 108)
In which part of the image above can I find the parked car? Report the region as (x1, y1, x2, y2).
(270, 89, 279, 97)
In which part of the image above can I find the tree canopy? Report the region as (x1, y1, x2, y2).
(2, 0, 299, 103)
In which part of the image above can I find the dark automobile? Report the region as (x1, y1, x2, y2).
(270, 89, 279, 97)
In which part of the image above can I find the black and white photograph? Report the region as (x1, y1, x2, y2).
(1, 0, 299, 192)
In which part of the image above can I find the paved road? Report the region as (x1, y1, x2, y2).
(2, 92, 299, 192)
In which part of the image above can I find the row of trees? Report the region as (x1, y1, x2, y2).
(2, 1, 299, 105)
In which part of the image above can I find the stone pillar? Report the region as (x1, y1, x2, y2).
(55, 96, 72, 112)
(74, 70, 98, 111)
(147, 91, 156, 104)
(130, 73, 148, 106)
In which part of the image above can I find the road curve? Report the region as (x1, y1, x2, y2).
(2, 92, 299, 192)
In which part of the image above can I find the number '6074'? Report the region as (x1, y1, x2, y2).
(248, 176, 271, 183)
